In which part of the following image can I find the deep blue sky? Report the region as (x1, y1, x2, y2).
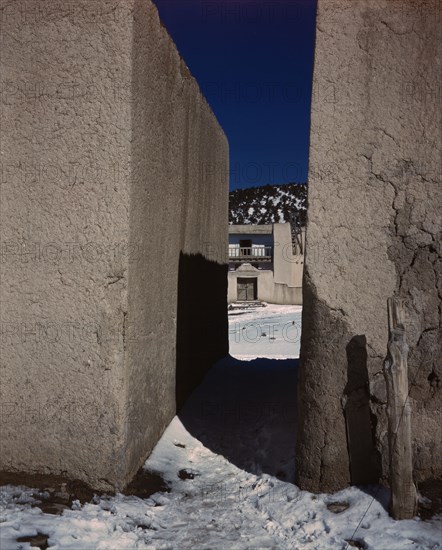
(153, 0, 317, 190)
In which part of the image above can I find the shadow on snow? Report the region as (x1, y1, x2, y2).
(178, 355, 299, 483)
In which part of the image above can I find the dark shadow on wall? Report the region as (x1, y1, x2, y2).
(179, 355, 299, 482)
(344, 335, 382, 485)
(176, 252, 229, 411)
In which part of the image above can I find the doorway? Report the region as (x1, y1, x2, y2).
(237, 277, 257, 301)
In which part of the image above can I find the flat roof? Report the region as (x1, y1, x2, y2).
(228, 224, 273, 235)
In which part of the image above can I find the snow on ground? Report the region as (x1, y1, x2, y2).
(229, 303, 302, 359)
(1, 328, 440, 549)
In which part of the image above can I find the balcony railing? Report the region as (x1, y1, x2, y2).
(228, 247, 272, 261)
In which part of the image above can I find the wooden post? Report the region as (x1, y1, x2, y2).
(383, 297, 417, 519)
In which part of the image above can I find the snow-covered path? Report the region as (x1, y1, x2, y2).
(229, 303, 303, 359)
(1, 356, 441, 549)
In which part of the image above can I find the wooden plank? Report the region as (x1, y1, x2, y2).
(383, 297, 418, 519)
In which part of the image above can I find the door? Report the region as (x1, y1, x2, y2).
(237, 277, 257, 301)
(239, 239, 252, 257)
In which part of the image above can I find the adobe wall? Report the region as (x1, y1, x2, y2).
(297, 0, 441, 492)
(273, 223, 304, 289)
(0, 0, 228, 491)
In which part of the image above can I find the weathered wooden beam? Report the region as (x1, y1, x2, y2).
(383, 297, 418, 519)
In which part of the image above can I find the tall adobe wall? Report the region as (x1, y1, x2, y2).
(0, 0, 228, 490)
(297, 0, 441, 492)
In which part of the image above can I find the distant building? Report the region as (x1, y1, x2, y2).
(228, 222, 304, 305)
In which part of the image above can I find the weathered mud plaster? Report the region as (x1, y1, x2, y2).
(297, 0, 441, 492)
(0, 0, 228, 490)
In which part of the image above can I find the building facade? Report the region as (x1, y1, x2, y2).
(228, 223, 304, 305)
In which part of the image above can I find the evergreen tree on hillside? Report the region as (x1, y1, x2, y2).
(229, 183, 307, 225)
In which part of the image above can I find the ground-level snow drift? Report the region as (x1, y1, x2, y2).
(1, 356, 440, 549)
(229, 303, 302, 359)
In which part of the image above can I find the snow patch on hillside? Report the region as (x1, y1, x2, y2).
(229, 183, 307, 225)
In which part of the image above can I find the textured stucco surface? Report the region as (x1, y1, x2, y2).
(0, 0, 228, 490)
(297, 0, 441, 492)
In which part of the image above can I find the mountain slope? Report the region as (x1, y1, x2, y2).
(229, 183, 307, 225)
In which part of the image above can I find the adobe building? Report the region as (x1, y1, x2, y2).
(228, 223, 304, 305)
(297, 0, 441, 492)
(0, 0, 228, 491)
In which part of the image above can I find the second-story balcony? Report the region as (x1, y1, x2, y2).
(228, 246, 273, 262)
